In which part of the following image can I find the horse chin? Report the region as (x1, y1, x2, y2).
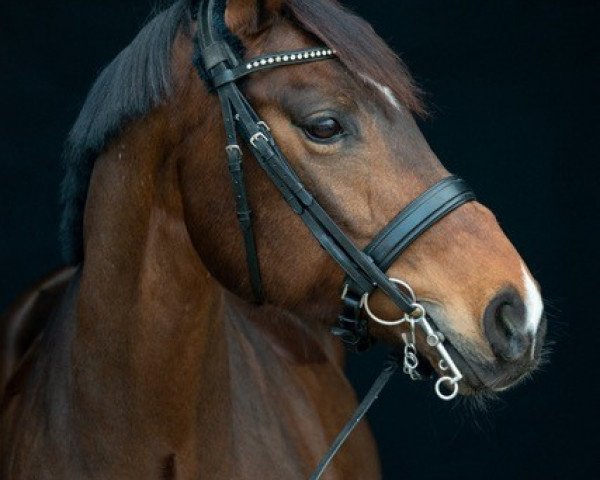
(425, 320, 547, 397)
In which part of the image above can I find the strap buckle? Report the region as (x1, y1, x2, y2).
(225, 145, 243, 172)
(257, 121, 271, 132)
(250, 131, 269, 148)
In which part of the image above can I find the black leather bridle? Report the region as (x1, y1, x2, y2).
(193, 0, 475, 477)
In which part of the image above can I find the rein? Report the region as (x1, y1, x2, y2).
(194, 0, 475, 476)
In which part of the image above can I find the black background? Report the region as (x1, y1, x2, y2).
(1, 1, 598, 478)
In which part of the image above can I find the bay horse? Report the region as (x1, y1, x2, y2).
(1, 0, 546, 478)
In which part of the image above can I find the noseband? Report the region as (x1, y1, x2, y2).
(194, 0, 475, 476)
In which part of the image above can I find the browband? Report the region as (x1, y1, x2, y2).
(212, 48, 337, 88)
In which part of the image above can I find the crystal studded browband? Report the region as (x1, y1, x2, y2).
(209, 47, 337, 88)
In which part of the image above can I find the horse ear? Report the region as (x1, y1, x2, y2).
(225, 0, 284, 37)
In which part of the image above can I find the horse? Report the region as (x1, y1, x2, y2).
(0, 0, 547, 478)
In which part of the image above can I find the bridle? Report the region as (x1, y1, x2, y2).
(193, 0, 475, 477)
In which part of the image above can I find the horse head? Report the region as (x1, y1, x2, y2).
(169, 0, 547, 396)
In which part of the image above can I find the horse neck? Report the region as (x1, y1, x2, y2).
(70, 105, 226, 439)
(73, 104, 351, 463)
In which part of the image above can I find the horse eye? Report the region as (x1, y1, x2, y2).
(303, 117, 344, 142)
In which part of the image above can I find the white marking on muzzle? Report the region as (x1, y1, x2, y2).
(521, 263, 544, 334)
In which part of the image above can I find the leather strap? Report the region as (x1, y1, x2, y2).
(212, 48, 336, 88)
(365, 176, 474, 270)
(202, 41, 239, 71)
(309, 350, 401, 480)
(221, 98, 264, 302)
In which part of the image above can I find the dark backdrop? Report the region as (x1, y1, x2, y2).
(1, 1, 598, 478)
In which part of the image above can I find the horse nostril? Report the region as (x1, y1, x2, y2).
(483, 288, 531, 362)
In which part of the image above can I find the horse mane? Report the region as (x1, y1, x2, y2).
(60, 0, 190, 263)
(60, 0, 423, 264)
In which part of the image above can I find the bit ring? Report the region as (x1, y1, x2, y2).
(361, 278, 416, 326)
(435, 376, 459, 401)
